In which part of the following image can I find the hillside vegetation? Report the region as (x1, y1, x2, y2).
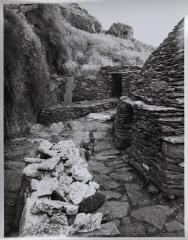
(4, 3, 154, 140)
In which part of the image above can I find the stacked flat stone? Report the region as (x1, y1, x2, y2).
(97, 65, 141, 100)
(114, 101, 133, 148)
(38, 98, 118, 125)
(19, 139, 106, 237)
(114, 19, 184, 197)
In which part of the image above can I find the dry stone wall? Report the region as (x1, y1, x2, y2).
(19, 139, 119, 237)
(38, 99, 118, 125)
(114, 19, 184, 196)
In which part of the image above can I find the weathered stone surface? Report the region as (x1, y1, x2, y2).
(50, 213, 68, 226)
(33, 178, 59, 197)
(19, 193, 49, 236)
(106, 22, 134, 40)
(72, 213, 103, 233)
(125, 183, 152, 207)
(87, 112, 114, 122)
(68, 182, 96, 205)
(120, 222, 146, 237)
(23, 163, 42, 178)
(80, 221, 120, 236)
(37, 157, 61, 171)
(102, 191, 121, 200)
(99, 201, 130, 219)
(100, 180, 120, 190)
(165, 220, 184, 232)
(111, 172, 135, 182)
(71, 165, 93, 183)
(31, 198, 78, 216)
(24, 157, 43, 164)
(131, 205, 174, 230)
(79, 192, 105, 213)
(50, 122, 64, 134)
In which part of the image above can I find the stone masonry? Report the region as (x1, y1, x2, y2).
(114, 19, 184, 196)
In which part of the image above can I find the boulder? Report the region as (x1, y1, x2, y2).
(37, 157, 61, 171)
(23, 163, 42, 178)
(31, 198, 78, 216)
(79, 192, 105, 213)
(68, 182, 96, 205)
(70, 165, 93, 183)
(33, 178, 59, 197)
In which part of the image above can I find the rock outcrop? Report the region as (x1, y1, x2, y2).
(60, 3, 102, 33)
(106, 22, 134, 40)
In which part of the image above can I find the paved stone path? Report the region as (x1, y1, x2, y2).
(4, 109, 184, 237)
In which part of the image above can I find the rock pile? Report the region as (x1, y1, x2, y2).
(19, 139, 107, 237)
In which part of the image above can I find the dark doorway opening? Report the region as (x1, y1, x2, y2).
(111, 73, 122, 97)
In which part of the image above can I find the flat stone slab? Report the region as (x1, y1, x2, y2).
(125, 183, 152, 207)
(131, 205, 174, 230)
(98, 201, 130, 219)
(100, 180, 120, 190)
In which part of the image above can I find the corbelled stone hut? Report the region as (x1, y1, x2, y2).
(114, 19, 184, 196)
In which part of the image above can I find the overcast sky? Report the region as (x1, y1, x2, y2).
(77, 0, 188, 46)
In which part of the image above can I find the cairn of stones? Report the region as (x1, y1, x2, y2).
(114, 19, 184, 197)
(19, 139, 112, 237)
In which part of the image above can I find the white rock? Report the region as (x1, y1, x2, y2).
(39, 140, 53, 150)
(35, 178, 59, 197)
(52, 162, 65, 177)
(89, 181, 100, 190)
(71, 165, 92, 183)
(65, 157, 88, 168)
(23, 163, 42, 178)
(19, 193, 49, 236)
(24, 157, 43, 164)
(31, 198, 78, 216)
(68, 182, 96, 205)
(38, 157, 60, 171)
(59, 173, 73, 186)
(87, 113, 113, 122)
(72, 213, 103, 233)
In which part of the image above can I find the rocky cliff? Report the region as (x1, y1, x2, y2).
(60, 3, 102, 33)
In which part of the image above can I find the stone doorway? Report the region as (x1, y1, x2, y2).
(111, 73, 122, 98)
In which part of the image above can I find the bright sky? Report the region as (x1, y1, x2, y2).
(76, 0, 188, 47)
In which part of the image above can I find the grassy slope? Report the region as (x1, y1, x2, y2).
(4, 8, 50, 140)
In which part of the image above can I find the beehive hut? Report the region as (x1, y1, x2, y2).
(114, 19, 184, 196)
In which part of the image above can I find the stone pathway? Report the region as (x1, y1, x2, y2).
(64, 113, 184, 237)
(4, 109, 184, 237)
